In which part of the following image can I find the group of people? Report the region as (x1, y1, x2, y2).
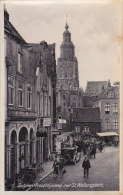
(75, 136, 105, 178)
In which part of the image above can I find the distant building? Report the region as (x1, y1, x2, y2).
(93, 86, 119, 133)
(56, 23, 83, 132)
(85, 80, 111, 96)
(72, 107, 101, 134)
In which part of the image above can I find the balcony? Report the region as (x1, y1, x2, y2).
(8, 109, 37, 121)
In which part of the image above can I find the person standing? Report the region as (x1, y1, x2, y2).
(92, 144, 96, 159)
(53, 159, 59, 177)
(82, 156, 91, 177)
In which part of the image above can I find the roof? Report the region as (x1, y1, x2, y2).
(85, 81, 109, 95)
(4, 9, 26, 44)
(96, 132, 119, 137)
(29, 43, 55, 52)
(73, 107, 100, 122)
(96, 86, 119, 100)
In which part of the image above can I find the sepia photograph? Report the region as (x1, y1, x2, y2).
(0, 0, 122, 193)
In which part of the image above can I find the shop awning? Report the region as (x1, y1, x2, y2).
(96, 132, 119, 137)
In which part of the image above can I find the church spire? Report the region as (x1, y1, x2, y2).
(65, 22, 69, 30)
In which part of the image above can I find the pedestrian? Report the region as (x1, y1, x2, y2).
(98, 142, 103, 152)
(82, 156, 91, 177)
(92, 145, 96, 159)
(53, 159, 59, 177)
(59, 158, 64, 175)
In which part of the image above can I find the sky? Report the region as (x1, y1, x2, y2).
(5, 1, 122, 90)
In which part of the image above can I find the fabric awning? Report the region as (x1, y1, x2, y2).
(96, 132, 119, 137)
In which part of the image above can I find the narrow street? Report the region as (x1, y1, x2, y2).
(32, 146, 119, 191)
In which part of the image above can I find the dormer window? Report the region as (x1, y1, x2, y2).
(108, 92, 114, 98)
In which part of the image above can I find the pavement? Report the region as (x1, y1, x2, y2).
(27, 161, 53, 191)
(31, 145, 119, 191)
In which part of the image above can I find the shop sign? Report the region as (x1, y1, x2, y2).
(43, 118, 51, 127)
(58, 119, 66, 124)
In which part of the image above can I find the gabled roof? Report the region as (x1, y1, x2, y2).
(96, 86, 119, 100)
(4, 9, 26, 44)
(73, 107, 100, 122)
(85, 81, 109, 95)
(29, 43, 55, 52)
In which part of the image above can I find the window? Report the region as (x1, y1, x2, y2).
(27, 84, 32, 108)
(18, 52, 23, 73)
(48, 97, 51, 117)
(108, 92, 114, 98)
(37, 92, 40, 116)
(40, 94, 43, 116)
(58, 115, 61, 119)
(75, 126, 80, 133)
(8, 76, 14, 105)
(105, 118, 110, 130)
(60, 68, 63, 78)
(83, 126, 89, 133)
(113, 119, 118, 130)
(113, 103, 118, 114)
(18, 80, 23, 107)
(105, 103, 110, 114)
(44, 95, 47, 117)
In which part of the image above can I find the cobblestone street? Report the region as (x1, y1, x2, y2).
(32, 146, 119, 191)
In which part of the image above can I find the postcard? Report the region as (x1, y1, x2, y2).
(0, 0, 122, 194)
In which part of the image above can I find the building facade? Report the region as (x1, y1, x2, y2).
(4, 8, 56, 184)
(93, 86, 120, 133)
(85, 80, 111, 96)
(72, 107, 101, 135)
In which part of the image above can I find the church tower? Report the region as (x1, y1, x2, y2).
(57, 23, 79, 90)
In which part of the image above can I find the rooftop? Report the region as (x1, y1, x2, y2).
(73, 107, 100, 122)
(85, 81, 110, 95)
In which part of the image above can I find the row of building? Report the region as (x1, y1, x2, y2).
(4, 7, 119, 184)
(4, 8, 58, 181)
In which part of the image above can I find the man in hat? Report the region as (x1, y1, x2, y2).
(82, 156, 91, 177)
